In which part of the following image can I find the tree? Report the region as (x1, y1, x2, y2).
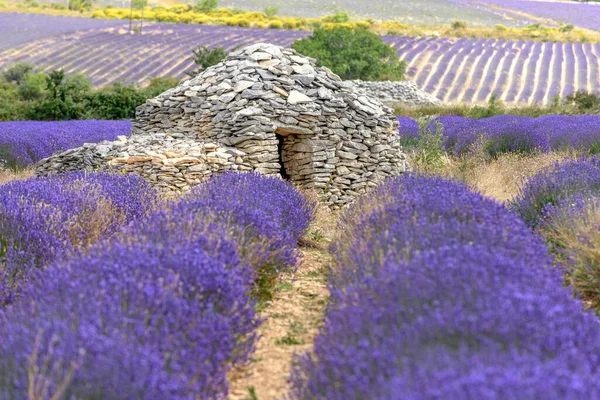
(186, 45, 227, 77)
(2, 62, 35, 84)
(26, 70, 92, 120)
(264, 5, 279, 18)
(292, 27, 406, 81)
(194, 0, 217, 13)
(68, 0, 93, 12)
(18, 73, 47, 101)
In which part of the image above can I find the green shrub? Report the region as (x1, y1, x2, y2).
(0, 78, 27, 121)
(145, 77, 179, 96)
(560, 24, 575, 33)
(322, 11, 350, 23)
(264, 5, 278, 18)
(0, 2, 6, 8)
(23, 0, 39, 8)
(2, 62, 35, 84)
(49, 3, 66, 9)
(292, 27, 406, 81)
(451, 20, 467, 30)
(68, 0, 92, 11)
(18, 73, 47, 101)
(86, 83, 147, 119)
(495, 24, 507, 31)
(186, 45, 227, 76)
(565, 90, 600, 112)
(26, 70, 91, 120)
(194, 0, 217, 13)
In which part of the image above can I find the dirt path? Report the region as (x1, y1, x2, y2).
(229, 208, 335, 400)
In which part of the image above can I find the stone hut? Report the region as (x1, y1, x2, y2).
(36, 43, 409, 208)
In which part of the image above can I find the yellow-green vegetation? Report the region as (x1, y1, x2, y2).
(2, 1, 600, 43)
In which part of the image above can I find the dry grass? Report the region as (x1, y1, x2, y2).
(410, 151, 576, 203)
(228, 205, 335, 400)
(0, 169, 33, 185)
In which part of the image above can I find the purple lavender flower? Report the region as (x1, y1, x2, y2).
(0, 172, 156, 306)
(0, 120, 130, 169)
(290, 174, 600, 399)
(511, 157, 600, 227)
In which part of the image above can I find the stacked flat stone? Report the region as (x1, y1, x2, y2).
(35, 133, 253, 191)
(351, 80, 442, 108)
(36, 43, 409, 208)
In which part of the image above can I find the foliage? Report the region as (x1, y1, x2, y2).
(293, 27, 406, 81)
(565, 90, 600, 113)
(1, 62, 35, 84)
(186, 45, 228, 77)
(68, 0, 92, 12)
(0, 64, 179, 122)
(25, 70, 90, 120)
(17, 73, 46, 101)
(451, 20, 467, 29)
(86, 83, 149, 120)
(290, 175, 600, 399)
(321, 11, 350, 23)
(264, 5, 278, 18)
(195, 0, 218, 13)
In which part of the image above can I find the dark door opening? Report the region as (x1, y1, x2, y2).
(276, 134, 290, 179)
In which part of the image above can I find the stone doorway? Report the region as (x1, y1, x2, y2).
(275, 134, 290, 180)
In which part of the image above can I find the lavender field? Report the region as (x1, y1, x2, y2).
(0, 120, 130, 169)
(397, 115, 600, 155)
(468, 0, 600, 31)
(0, 13, 595, 104)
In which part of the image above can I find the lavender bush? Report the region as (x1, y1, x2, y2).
(397, 115, 600, 156)
(0, 172, 315, 398)
(333, 175, 552, 284)
(0, 172, 156, 306)
(174, 172, 314, 299)
(511, 157, 600, 227)
(0, 227, 257, 399)
(290, 175, 600, 399)
(0, 120, 130, 169)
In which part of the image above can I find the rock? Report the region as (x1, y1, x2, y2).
(350, 80, 442, 107)
(288, 90, 312, 105)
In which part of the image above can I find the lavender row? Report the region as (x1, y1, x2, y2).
(397, 115, 600, 156)
(0, 171, 314, 398)
(0, 12, 124, 50)
(0, 120, 130, 169)
(470, 0, 600, 32)
(290, 174, 600, 399)
(1, 15, 596, 105)
(511, 157, 600, 312)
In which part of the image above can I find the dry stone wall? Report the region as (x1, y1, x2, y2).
(36, 43, 409, 208)
(351, 80, 442, 108)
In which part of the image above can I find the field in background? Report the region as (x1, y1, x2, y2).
(1, 13, 599, 105)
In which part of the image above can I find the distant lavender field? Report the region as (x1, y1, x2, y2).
(0, 120, 130, 169)
(0, 13, 598, 104)
(0, 12, 124, 50)
(473, 0, 600, 31)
